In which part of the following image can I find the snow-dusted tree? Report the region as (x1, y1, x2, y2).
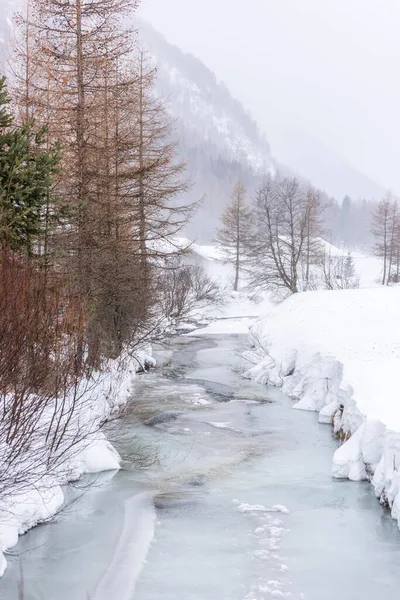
(11, 1, 193, 361)
(215, 180, 253, 291)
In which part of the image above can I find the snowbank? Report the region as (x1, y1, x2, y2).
(0, 346, 155, 576)
(243, 287, 400, 526)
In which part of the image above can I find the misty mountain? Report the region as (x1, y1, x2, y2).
(268, 126, 387, 204)
(0, 10, 378, 247)
(138, 21, 276, 241)
(138, 22, 379, 247)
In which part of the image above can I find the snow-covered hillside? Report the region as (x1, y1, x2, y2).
(243, 287, 400, 528)
(139, 21, 275, 176)
(138, 21, 277, 241)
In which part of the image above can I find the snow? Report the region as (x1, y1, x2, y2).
(235, 499, 296, 599)
(192, 316, 256, 335)
(79, 436, 121, 474)
(0, 485, 64, 576)
(0, 345, 155, 577)
(243, 286, 400, 527)
(316, 238, 382, 287)
(151, 50, 276, 175)
(187, 290, 274, 334)
(236, 503, 290, 514)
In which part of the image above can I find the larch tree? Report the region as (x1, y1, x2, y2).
(12, 0, 148, 362)
(131, 50, 192, 275)
(215, 180, 253, 291)
(303, 186, 324, 289)
(12, 0, 197, 361)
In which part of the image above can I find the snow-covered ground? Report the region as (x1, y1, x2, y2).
(0, 347, 155, 577)
(242, 286, 400, 527)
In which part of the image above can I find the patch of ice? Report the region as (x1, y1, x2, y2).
(237, 503, 290, 514)
(208, 421, 242, 433)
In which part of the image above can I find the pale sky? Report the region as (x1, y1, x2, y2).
(138, 0, 400, 193)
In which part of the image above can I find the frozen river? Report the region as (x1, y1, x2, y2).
(2, 328, 400, 599)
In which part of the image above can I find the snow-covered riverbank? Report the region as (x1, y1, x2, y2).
(243, 287, 400, 527)
(0, 348, 155, 577)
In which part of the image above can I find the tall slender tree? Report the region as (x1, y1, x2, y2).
(132, 50, 192, 271)
(216, 180, 253, 291)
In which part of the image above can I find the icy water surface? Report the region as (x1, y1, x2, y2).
(2, 329, 400, 599)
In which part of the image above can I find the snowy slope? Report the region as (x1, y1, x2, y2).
(243, 287, 400, 527)
(139, 21, 275, 176)
(138, 21, 277, 242)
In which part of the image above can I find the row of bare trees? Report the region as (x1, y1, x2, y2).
(216, 176, 360, 294)
(9, 0, 195, 361)
(0, 0, 201, 502)
(217, 176, 332, 293)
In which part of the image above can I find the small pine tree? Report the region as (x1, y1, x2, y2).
(215, 181, 253, 291)
(343, 252, 355, 281)
(0, 76, 60, 255)
(342, 252, 359, 288)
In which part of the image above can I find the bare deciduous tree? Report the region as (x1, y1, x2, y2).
(247, 176, 323, 294)
(371, 193, 398, 285)
(159, 260, 221, 322)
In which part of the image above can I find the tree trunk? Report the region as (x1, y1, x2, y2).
(138, 53, 148, 287)
(234, 200, 240, 291)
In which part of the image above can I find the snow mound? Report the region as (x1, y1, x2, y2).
(243, 287, 400, 527)
(0, 346, 155, 577)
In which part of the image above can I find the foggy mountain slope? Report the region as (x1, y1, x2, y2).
(138, 21, 276, 241)
(0, 10, 380, 244)
(138, 22, 381, 245)
(268, 126, 387, 203)
(139, 21, 275, 175)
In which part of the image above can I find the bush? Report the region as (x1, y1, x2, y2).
(159, 262, 221, 322)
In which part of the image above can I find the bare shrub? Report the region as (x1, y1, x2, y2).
(159, 261, 221, 322)
(320, 250, 359, 290)
(0, 250, 104, 505)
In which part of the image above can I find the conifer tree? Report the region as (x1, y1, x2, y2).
(0, 76, 60, 255)
(216, 181, 253, 291)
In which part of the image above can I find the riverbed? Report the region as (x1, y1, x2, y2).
(2, 329, 400, 599)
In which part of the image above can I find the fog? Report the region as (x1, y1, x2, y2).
(139, 0, 400, 194)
